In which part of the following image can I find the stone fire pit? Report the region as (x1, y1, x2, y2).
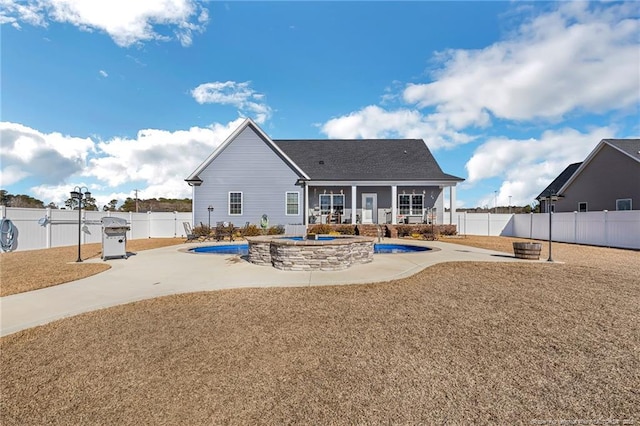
(246, 235, 375, 271)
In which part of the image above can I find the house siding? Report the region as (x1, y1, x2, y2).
(193, 126, 303, 227)
(555, 144, 640, 212)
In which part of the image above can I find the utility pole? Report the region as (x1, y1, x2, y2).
(134, 189, 139, 213)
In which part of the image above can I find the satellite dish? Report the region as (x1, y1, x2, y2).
(38, 216, 49, 226)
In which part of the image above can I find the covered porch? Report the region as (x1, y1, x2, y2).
(299, 181, 458, 226)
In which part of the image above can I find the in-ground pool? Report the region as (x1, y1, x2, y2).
(190, 243, 430, 255)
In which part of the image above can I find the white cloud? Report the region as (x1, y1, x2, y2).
(320, 2, 638, 149)
(465, 127, 615, 206)
(403, 1, 639, 127)
(191, 81, 273, 124)
(0, 122, 94, 187)
(321, 105, 475, 150)
(1, 118, 244, 206)
(99, 69, 108, 77)
(0, 0, 209, 47)
(87, 119, 244, 189)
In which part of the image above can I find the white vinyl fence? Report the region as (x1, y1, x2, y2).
(447, 211, 640, 250)
(1, 206, 193, 252)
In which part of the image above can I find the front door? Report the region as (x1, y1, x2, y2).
(362, 193, 377, 224)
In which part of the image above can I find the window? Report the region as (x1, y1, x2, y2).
(286, 192, 299, 215)
(229, 192, 242, 215)
(398, 194, 423, 215)
(616, 198, 632, 211)
(319, 194, 344, 215)
(578, 202, 587, 212)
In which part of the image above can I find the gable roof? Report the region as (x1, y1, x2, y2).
(185, 118, 309, 184)
(536, 162, 582, 200)
(273, 139, 464, 182)
(554, 138, 640, 195)
(604, 138, 640, 162)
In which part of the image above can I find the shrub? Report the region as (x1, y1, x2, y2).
(193, 223, 212, 237)
(243, 224, 263, 237)
(335, 225, 355, 235)
(267, 225, 285, 235)
(308, 224, 333, 235)
(420, 224, 441, 241)
(439, 225, 457, 236)
(396, 225, 412, 238)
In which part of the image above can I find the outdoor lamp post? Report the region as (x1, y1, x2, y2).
(544, 193, 563, 262)
(70, 186, 91, 263)
(207, 205, 214, 228)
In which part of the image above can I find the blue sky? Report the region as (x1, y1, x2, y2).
(1, 1, 639, 209)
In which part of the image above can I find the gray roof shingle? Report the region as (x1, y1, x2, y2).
(274, 139, 463, 182)
(605, 139, 640, 161)
(536, 162, 582, 200)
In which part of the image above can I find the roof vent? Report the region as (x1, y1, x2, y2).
(319, 160, 324, 165)
(403, 150, 407, 154)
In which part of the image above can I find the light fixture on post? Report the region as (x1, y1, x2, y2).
(70, 186, 91, 263)
(544, 193, 564, 262)
(207, 205, 214, 228)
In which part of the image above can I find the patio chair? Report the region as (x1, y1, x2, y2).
(239, 221, 251, 238)
(214, 222, 234, 242)
(183, 222, 198, 243)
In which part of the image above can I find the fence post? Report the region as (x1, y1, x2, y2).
(129, 211, 133, 240)
(487, 212, 491, 236)
(174, 211, 178, 237)
(148, 211, 152, 238)
(0, 205, 5, 219)
(603, 210, 608, 247)
(574, 211, 578, 244)
(529, 213, 533, 239)
(464, 212, 467, 236)
(46, 207, 52, 248)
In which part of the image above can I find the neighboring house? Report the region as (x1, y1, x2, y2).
(537, 139, 640, 213)
(186, 118, 463, 228)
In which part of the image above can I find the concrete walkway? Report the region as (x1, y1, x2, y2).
(1, 239, 531, 337)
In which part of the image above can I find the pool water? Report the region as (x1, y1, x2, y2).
(373, 244, 430, 254)
(191, 243, 430, 255)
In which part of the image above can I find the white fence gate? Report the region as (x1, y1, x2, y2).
(1, 206, 193, 252)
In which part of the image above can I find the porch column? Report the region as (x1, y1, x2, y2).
(304, 183, 309, 226)
(391, 185, 397, 224)
(351, 185, 357, 224)
(449, 185, 457, 225)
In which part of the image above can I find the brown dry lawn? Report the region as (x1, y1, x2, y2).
(0, 238, 185, 296)
(1, 236, 639, 424)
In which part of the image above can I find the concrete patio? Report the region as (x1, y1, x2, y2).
(1, 239, 532, 337)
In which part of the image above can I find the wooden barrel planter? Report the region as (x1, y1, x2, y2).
(513, 242, 542, 260)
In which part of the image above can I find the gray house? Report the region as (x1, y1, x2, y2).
(186, 118, 463, 228)
(537, 139, 640, 213)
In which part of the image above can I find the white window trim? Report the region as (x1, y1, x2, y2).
(228, 191, 243, 216)
(578, 202, 588, 213)
(398, 194, 424, 216)
(285, 191, 300, 216)
(616, 198, 632, 211)
(319, 194, 345, 214)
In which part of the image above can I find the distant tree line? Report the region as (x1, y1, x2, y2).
(451, 204, 539, 214)
(103, 197, 192, 212)
(0, 190, 52, 209)
(1, 190, 191, 212)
